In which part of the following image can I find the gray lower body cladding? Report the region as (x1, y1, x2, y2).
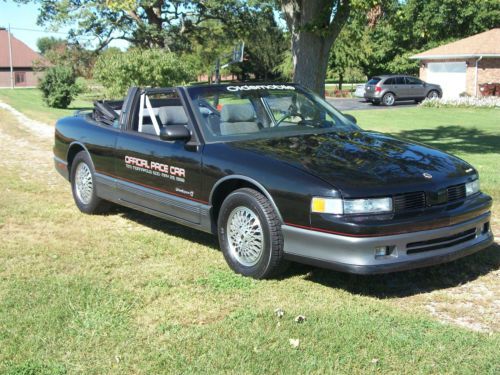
(282, 212, 493, 274)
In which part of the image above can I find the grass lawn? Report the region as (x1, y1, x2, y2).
(0, 94, 499, 373)
(0, 88, 93, 125)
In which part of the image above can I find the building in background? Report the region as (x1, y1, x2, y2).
(0, 27, 45, 88)
(411, 28, 500, 99)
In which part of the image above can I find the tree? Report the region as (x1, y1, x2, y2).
(38, 66, 80, 108)
(359, 0, 500, 78)
(93, 49, 196, 98)
(36, 36, 65, 55)
(16, 0, 256, 51)
(35, 37, 97, 78)
(328, 19, 370, 88)
(279, 0, 352, 97)
(232, 7, 287, 80)
(180, 12, 284, 82)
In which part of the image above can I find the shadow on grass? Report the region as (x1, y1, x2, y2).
(398, 125, 500, 154)
(104, 205, 498, 299)
(286, 242, 500, 298)
(111, 206, 219, 250)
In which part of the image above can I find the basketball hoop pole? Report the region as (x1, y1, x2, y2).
(213, 42, 244, 84)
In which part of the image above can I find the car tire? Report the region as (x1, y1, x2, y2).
(382, 92, 395, 106)
(70, 151, 109, 214)
(217, 188, 288, 279)
(427, 90, 440, 99)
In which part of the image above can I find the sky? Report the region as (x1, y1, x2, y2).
(0, 0, 128, 52)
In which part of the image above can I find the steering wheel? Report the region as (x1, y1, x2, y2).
(275, 112, 305, 127)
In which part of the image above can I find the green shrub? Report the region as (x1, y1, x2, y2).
(93, 49, 196, 98)
(38, 66, 80, 109)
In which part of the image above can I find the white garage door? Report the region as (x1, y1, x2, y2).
(426, 62, 467, 99)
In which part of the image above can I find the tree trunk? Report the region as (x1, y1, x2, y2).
(290, 32, 333, 97)
(338, 72, 343, 90)
(281, 0, 351, 97)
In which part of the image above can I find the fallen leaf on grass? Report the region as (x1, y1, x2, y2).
(294, 315, 306, 323)
(274, 308, 285, 318)
(289, 338, 300, 348)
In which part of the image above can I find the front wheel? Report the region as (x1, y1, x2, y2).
(382, 92, 395, 106)
(70, 151, 109, 214)
(427, 90, 440, 99)
(217, 188, 287, 279)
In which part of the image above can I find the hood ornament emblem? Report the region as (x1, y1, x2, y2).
(423, 172, 433, 179)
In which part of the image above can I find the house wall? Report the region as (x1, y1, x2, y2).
(0, 68, 42, 88)
(477, 58, 500, 92)
(419, 58, 500, 96)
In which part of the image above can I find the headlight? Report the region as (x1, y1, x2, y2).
(311, 197, 343, 215)
(311, 197, 393, 215)
(465, 179, 480, 196)
(343, 197, 393, 214)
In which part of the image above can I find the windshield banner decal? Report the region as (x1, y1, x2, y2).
(226, 84, 295, 92)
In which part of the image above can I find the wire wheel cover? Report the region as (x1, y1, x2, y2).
(75, 162, 93, 205)
(227, 206, 265, 266)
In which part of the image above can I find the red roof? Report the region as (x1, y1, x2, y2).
(0, 29, 44, 68)
(412, 28, 500, 59)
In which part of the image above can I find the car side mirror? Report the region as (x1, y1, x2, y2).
(159, 125, 191, 141)
(343, 113, 357, 124)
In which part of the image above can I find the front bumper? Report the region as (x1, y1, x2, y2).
(282, 212, 493, 274)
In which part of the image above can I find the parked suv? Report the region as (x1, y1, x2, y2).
(364, 75, 442, 106)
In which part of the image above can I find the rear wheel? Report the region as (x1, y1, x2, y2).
(217, 188, 287, 279)
(382, 92, 395, 106)
(70, 151, 109, 214)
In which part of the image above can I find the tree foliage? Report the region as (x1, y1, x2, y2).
(35, 38, 97, 78)
(14, 0, 500, 90)
(38, 66, 80, 108)
(359, 0, 500, 77)
(36, 36, 65, 55)
(328, 18, 371, 86)
(23, 0, 257, 51)
(93, 49, 196, 98)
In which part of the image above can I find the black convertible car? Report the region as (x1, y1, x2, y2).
(53, 84, 493, 278)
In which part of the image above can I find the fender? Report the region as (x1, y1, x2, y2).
(209, 174, 283, 223)
(66, 141, 95, 176)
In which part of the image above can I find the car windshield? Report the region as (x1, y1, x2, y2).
(187, 84, 359, 142)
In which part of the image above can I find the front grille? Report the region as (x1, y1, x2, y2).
(394, 183, 466, 212)
(406, 228, 476, 254)
(447, 184, 466, 202)
(394, 191, 426, 211)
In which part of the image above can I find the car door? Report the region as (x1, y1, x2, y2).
(113, 88, 206, 224)
(392, 76, 407, 98)
(405, 76, 426, 98)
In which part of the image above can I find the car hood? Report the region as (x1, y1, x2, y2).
(229, 131, 475, 197)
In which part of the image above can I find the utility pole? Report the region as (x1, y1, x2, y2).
(7, 24, 14, 89)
